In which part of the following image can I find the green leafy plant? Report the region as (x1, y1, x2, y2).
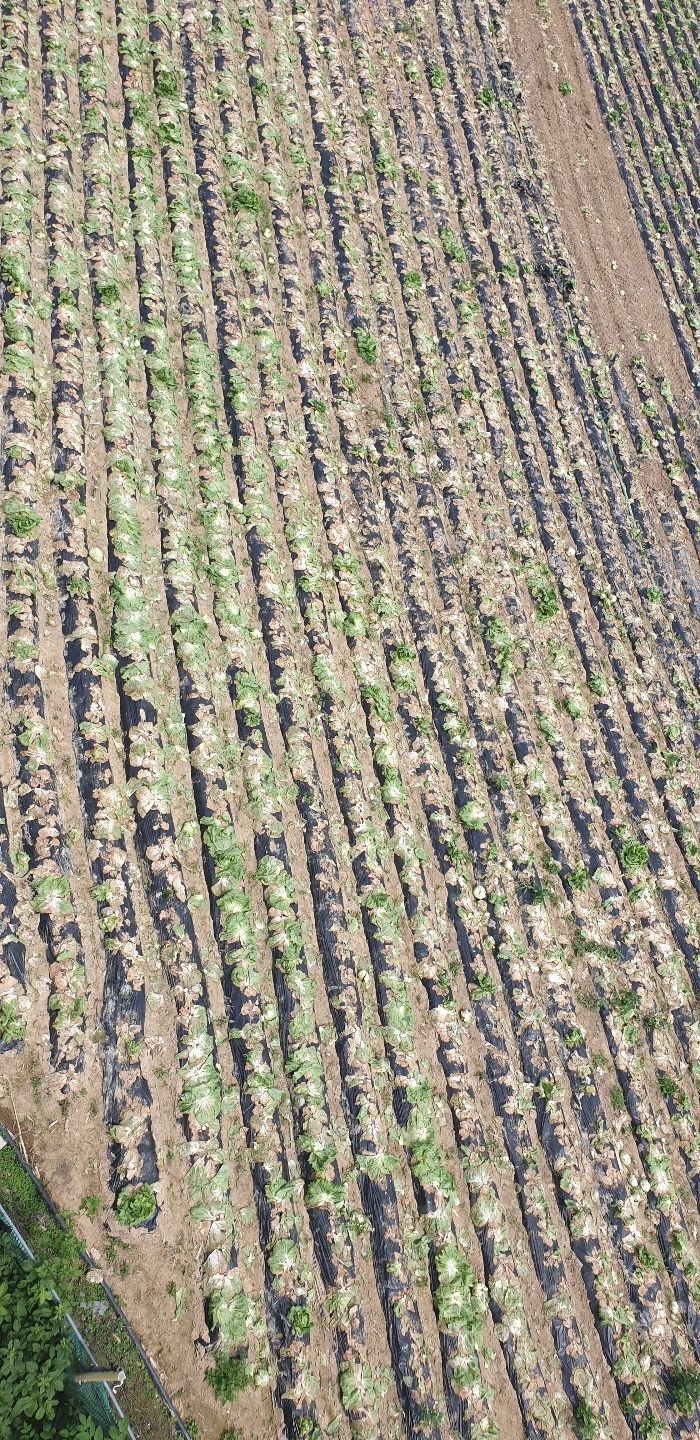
(114, 1184, 156, 1227)
(440, 227, 465, 264)
(618, 839, 649, 875)
(166, 1280, 187, 1319)
(526, 879, 556, 907)
(484, 615, 512, 683)
(353, 328, 377, 364)
(638, 1418, 663, 1440)
(60, 1420, 128, 1439)
(471, 972, 497, 1000)
(0, 1146, 172, 1433)
(154, 69, 178, 99)
(267, 1237, 298, 1275)
(0, 1247, 74, 1436)
(669, 1364, 700, 1416)
(206, 1354, 250, 1403)
(526, 563, 559, 619)
(78, 1195, 100, 1220)
(636, 1245, 659, 1271)
(434, 1244, 487, 1340)
(573, 1397, 596, 1439)
(0, 998, 26, 1043)
(231, 183, 260, 214)
(536, 714, 556, 744)
(459, 800, 487, 831)
(4, 497, 40, 539)
(375, 148, 398, 181)
(287, 1303, 312, 1337)
(95, 279, 120, 307)
(450, 1355, 479, 1395)
(1, 249, 30, 293)
(568, 863, 588, 892)
(558, 80, 572, 96)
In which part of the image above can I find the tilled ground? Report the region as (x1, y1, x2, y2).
(3, 0, 700, 1437)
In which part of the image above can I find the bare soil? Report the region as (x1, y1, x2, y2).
(507, 0, 691, 404)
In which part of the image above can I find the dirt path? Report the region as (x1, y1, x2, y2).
(507, 0, 694, 407)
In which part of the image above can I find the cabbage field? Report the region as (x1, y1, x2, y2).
(3, 0, 700, 1433)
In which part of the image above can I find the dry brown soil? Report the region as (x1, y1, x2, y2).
(508, 0, 692, 404)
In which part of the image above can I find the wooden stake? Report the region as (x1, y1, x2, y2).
(8, 1084, 28, 1164)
